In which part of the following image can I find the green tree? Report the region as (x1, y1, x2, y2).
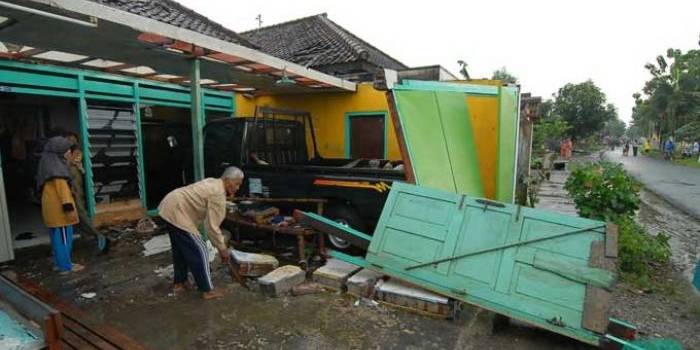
(632, 46, 700, 142)
(532, 113, 571, 152)
(553, 80, 616, 140)
(603, 117, 627, 139)
(491, 67, 518, 84)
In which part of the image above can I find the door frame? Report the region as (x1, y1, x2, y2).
(344, 111, 389, 159)
(0, 152, 14, 262)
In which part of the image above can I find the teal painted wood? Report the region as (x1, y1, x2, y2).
(190, 58, 204, 181)
(396, 80, 499, 95)
(496, 86, 519, 202)
(0, 60, 233, 112)
(77, 75, 97, 218)
(362, 181, 610, 345)
(133, 82, 147, 209)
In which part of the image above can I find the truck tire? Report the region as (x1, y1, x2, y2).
(325, 204, 366, 254)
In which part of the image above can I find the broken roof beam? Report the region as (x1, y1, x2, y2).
(31, 0, 356, 92)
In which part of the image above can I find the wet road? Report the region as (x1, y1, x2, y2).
(603, 151, 700, 220)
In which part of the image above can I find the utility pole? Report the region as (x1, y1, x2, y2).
(255, 14, 263, 28)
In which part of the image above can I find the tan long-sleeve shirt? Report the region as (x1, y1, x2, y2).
(158, 178, 227, 250)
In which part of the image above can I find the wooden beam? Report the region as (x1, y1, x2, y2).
(136, 32, 172, 45)
(206, 52, 248, 64)
(35, 0, 356, 91)
(386, 91, 415, 183)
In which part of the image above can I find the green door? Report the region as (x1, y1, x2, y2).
(365, 182, 615, 345)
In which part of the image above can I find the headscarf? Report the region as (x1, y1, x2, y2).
(36, 136, 72, 190)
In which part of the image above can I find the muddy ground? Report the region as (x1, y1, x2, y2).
(3, 159, 699, 349)
(6, 230, 599, 350)
(608, 190, 700, 349)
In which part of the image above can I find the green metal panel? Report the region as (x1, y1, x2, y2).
(496, 86, 519, 202)
(361, 182, 611, 345)
(393, 89, 483, 196)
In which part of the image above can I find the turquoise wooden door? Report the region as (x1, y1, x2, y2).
(365, 182, 615, 345)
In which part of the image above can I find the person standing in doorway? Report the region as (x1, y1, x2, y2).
(37, 136, 84, 273)
(158, 167, 244, 300)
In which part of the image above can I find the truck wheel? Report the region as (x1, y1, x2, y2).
(325, 205, 365, 253)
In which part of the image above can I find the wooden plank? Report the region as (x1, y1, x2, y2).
(385, 91, 415, 183)
(63, 318, 120, 350)
(92, 207, 145, 228)
(582, 286, 612, 334)
(94, 199, 142, 213)
(605, 224, 619, 258)
(62, 327, 97, 349)
(14, 277, 147, 350)
(582, 240, 614, 334)
(589, 240, 616, 272)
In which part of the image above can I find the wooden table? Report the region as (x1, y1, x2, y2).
(224, 198, 327, 268)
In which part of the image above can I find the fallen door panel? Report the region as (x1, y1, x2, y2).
(307, 181, 615, 346)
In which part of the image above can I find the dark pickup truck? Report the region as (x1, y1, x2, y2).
(203, 110, 405, 250)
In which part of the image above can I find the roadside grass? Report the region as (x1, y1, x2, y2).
(644, 149, 700, 169)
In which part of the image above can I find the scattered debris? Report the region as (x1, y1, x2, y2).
(347, 269, 384, 298)
(142, 234, 170, 256)
(258, 265, 305, 297)
(80, 292, 97, 299)
(354, 297, 379, 308)
(230, 249, 279, 277)
(135, 217, 158, 235)
(312, 258, 362, 291)
(154, 265, 174, 278)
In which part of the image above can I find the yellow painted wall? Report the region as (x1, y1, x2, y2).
(466, 96, 499, 199)
(236, 82, 503, 199)
(236, 83, 401, 159)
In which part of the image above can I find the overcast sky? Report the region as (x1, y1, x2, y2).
(178, 0, 699, 123)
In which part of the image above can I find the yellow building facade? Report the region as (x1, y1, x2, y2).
(236, 81, 502, 198)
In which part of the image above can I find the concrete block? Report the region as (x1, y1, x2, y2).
(258, 265, 306, 297)
(312, 258, 362, 291)
(373, 279, 454, 317)
(230, 249, 279, 277)
(346, 269, 384, 298)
